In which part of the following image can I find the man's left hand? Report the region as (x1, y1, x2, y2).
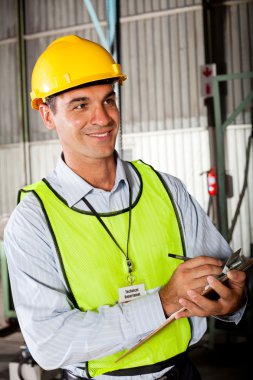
(174, 269, 246, 319)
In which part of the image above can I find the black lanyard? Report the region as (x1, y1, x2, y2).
(82, 181, 134, 284)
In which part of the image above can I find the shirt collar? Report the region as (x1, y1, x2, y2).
(55, 153, 128, 207)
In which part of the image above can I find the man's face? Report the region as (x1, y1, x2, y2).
(41, 84, 119, 165)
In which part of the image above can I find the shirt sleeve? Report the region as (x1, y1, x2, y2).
(160, 172, 232, 260)
(4, 194, 166, 371)
(160, 172, 245, 325)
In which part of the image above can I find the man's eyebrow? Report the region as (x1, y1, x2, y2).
(67, 97, 89, 106)
(66, 91, 116, 107)
(104, 90, 116, 99)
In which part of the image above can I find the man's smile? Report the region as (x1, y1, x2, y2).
(87, 130, 112, 138)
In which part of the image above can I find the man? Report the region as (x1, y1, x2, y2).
(4, 35, 246, 380)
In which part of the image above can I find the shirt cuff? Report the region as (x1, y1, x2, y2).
(121, 290, 166, 337)
(214, 302, 247, 324)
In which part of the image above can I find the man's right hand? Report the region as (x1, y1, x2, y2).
(159, 256, 223, 316)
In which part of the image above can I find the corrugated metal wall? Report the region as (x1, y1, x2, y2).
(1, 0, 252, 144)
(0, 0, 20, 145)
(121, 2, 206, 132)
(0, 0, 252, 255)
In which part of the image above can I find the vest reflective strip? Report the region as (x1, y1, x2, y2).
(20, 160, 191, 377)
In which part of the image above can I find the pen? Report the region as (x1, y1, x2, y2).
(168, 253, 190, 261)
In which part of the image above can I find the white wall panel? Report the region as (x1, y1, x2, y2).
(29, 141, 62, 182)
(123, 126, 211, 211)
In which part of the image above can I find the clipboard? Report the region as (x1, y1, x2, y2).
(115, 249, 253, 363)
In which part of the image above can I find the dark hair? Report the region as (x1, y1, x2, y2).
(45, 78, 117, 114)
(45, 94, 57, 114)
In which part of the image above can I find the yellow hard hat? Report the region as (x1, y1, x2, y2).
(30, 35, 127, 110)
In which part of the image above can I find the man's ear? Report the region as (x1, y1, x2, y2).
(39, 104, 56, 130)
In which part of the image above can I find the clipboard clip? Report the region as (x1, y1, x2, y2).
(222, 248, 244, 273)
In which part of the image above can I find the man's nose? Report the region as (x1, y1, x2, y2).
(91, 105, 111, 126)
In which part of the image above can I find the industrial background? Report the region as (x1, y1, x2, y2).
(0, 0, 252, 379)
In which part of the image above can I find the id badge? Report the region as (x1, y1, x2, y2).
(118, 284, 146, 303)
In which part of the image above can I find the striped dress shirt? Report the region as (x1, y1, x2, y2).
(4, 155, 243, 379)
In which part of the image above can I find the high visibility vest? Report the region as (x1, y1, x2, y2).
(20, 160, 191, 377)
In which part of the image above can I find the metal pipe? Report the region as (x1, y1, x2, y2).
(106, 0, 116, 56)
(83, 0, 109, 50)
(212, 77, 228, 240)
(17, 0, 31, 185)
(115, 0, 123, 156)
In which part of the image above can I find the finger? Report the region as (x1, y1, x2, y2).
(179, 264, 223, 290)
(174, 308, 192, 319)
(205, 275, 246, 313)
(187, 264, 223, 279)
(181, 275, 246, 317)
(206, 274, 246, 300)
(187, 287, 228, 315)
(177, 293, 210, 317)
(205, 275, 232, 299)
(227, 270, 246, 286)
(181, 256, 224, 270)
(186, 274, 222, 294)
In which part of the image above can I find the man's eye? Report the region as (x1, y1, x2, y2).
(75, 103, 87, 110)
(105, 98, 116, 106)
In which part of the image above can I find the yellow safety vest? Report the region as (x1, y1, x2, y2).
(20, 160, 191, 377)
